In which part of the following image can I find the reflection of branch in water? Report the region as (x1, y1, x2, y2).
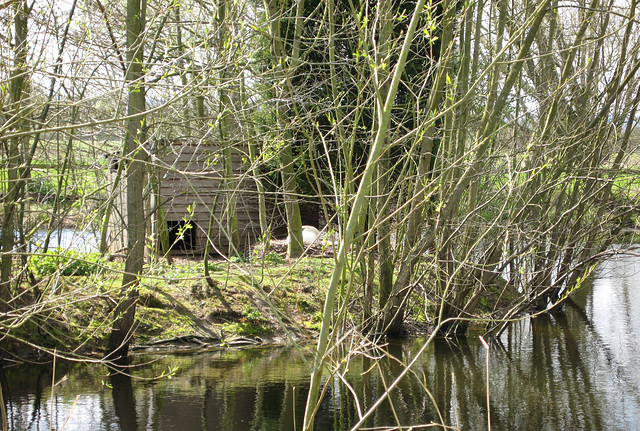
(566, 298, 619, 364)
(201, 384, 212, 430)
(434, 338, 506, 430)
(553, 312, 603, 430)
(565, 298, 640, 402)
(460, 339, 505, 431)
(493, 331, 514, 364)
(0, 367, 23, 431)
(28, 369, 47, 429)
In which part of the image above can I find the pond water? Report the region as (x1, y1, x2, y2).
(2, 250, 640, 430)
(31, 228, 99, 253)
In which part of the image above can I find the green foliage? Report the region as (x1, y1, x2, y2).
(27, 176, 58, 201)
(218, 306, 272, 336)
(224, 320, 272, 336)
(263, 252, 284, 265)
(304, 311, 323, 331)
(241, 305, 263, 322)
(204, 261, 222, 272)
(30, 248, 105, 277)
(230, 255, 249, 264)
(136, 308, 196, 342)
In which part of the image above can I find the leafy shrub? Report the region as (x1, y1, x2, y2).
(30, 248, 105, 277)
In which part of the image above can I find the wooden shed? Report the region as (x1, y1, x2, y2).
(107, 140, 262, 256)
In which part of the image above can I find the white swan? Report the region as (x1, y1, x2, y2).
(287, 225, 321, 245)
(301, 225, 320, 245)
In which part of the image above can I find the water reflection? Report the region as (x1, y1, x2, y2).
(109, 362, 138, 431)
(3, 253, 640, 430)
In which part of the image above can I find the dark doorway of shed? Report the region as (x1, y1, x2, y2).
(166, 220, 196, 251)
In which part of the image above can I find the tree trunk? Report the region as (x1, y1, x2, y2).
(263, 0, 304, 259)
(243, 77, 269, 238)
(1, 0, 29, 312)
(279, 145, 303, 259)
(382, 0, 455, 335)
(372, 0, 395, 335)
(217, 0, 240, 255)
(105, 0, 146, 361)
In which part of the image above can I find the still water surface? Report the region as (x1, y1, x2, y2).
(3, 251, 640, 430)
(31, 228, 99, 253)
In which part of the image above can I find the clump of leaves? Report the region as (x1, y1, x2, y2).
(30, 248, 105, 277)
(264, 252, 284, 265)
(241, 305, 263, 322)
(230, 255, 249, 264)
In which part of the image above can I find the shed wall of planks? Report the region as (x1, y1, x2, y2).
(108, 140, 262, 256)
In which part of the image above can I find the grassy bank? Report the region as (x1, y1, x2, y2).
(9, 253, 336, 358)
